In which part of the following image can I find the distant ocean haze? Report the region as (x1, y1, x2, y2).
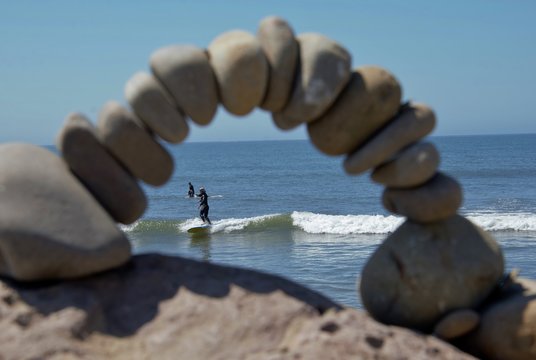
(47, 134, 536, 308)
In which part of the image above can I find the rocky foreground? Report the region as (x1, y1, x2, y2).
(0, 254, 473, 360)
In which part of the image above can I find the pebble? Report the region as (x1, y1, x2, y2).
(372, 142, 440, 188)
(273, 33, 351, 130)
(344, 103, 436, 175)
(308, 66, 401, 155)
(208, 30, 268, 116)
(382, 172, 463, 223)
(257, 16, 299, 112)
(433, 309, 480, 340)
(56, 113, 147, 224)
(150, 45, 219, 125)
(360, 214, 504, 331)
(0, 143, 131, 281)
(125, 71, 189, 143)
(97, 101, 174, 186)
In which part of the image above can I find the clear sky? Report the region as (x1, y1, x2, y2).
(1, 0, 535, 145)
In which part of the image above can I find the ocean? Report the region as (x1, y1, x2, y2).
(120, 134, 536, 309)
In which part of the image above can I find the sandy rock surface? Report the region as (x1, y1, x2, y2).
(0, 254, 474, 359)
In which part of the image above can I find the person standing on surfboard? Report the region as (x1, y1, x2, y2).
(197, 187, 211, 225)
(188, 182, 195, 198)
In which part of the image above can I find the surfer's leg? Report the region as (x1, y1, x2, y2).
(205, 206, 211, 224)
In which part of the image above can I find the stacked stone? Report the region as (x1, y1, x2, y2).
(0, 14, 530, 357)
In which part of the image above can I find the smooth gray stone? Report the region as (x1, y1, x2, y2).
(371, 142, 440, 188)
(272, 33, 352, 130)
(0, 143, 131, 281)
(382, 172, 463, 223)
(208, 30, 268, 116)
(307, 66, 401, 155)
(360, 215, 504, 332)
(150, 45, 219, 125)
(257, 16, 298, 112)
(56, 113, 147, 224)
(97, 101, 174, 187)
(125, 72, 189, 144)
(344, 103, 436, 175)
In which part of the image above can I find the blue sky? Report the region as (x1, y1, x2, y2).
(1, 0, 535, 145)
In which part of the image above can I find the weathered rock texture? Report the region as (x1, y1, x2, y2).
(0, 254, 475, 359)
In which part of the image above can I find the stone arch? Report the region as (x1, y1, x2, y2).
(0, 16, 505, 335)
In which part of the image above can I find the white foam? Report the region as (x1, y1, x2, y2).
(178, 214, 282, 233)
(466, 212, 536, 232)
(291, 211, 404, 235)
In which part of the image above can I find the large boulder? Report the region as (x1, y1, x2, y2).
(360, 215, 504, 331)
(0, 254, 474, 359)
(0, 143, 131, 281)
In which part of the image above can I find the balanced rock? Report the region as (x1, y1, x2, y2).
(360, 215, 504, 331)
(467, 277, 536, 360)
(308, 66, 402, 156)
(125, 71, 189, 143)
(434, 309, 480, 340)
(382, 172, 462, 223)
(208, 30, 268, 116)
(257, 16, 299, 112)
(371, 141, 440, 188)
(98, 101, 173, 186)
(56, 113, 147, 224)
(150, 44, 219, 125)
(344, 103, 436, 175)
(0, 254, 475, 359)
(273, 33, 352, 130)
(0, 143, 131, 281)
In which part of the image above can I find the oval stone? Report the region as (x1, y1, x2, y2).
(0, 143, 131, 281)
(97, 101, 174, 186)
(382, 172, 463, 223)
(56, 113, 147, 224)
(371, 142, 440, 188)
(360, 215, 504, 332)
(257, 16, 298, 112)
(469, 277, 536, 360)
(434, 309, 480, 340)
(150, 45, 219, 125)
(308, 66, 402, 155)
(125, 71, 189, 143)
(344, 103, 436, 175)
(272, 33, 352, 130)
(208, 30, 268, 116)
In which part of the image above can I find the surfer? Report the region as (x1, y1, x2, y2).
(188, 182, 195, 198)
(197, 187, 211, 225)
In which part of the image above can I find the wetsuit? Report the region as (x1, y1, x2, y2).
(188, 183, 194, 197)
(197, 191, 211, 224)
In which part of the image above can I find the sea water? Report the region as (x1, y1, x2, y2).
(120, 134, 536, 308)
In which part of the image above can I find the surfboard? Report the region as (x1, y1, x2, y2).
(187, 225, 211, 234)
